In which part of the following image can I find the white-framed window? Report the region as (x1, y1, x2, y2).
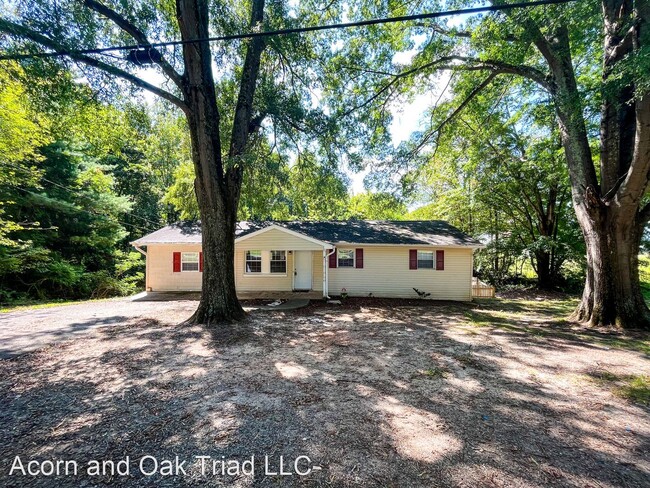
(245, 250, 262, 273)
(181, 252, 200, 272)
(417, 250, 434, 269)
(338, 249, 354, 268)
(270, 250, 286, 273)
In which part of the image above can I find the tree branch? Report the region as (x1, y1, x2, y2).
(82, 0, 184, 89)
(343, 55, 550, 117)
(410, 71, 500, 158)
(413, 22, 520, 42)
(0, 17, 188, 112)
(227, 0, 266, 204)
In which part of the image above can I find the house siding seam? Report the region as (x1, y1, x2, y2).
(147, 244, 203, 291)
(328, 246, 472, 301)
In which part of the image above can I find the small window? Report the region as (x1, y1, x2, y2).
(270, 250, 286, 273)
(181, 252, 199, 272)
(246, 250, 262, 273)
(417, 251, 434, 269)
(338, 249, 354, 268)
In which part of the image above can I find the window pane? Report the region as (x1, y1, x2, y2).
(417, 251, 434, 269)
(270, 250, 286, 273)
(246, 250, 262, 273)
(181, 252, 199, 271)
(182, 262, 199, 271)
(338, 249, 354, 267)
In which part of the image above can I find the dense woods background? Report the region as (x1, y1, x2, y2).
(0, 59, 594, 303)
(1, 0, 648, 314)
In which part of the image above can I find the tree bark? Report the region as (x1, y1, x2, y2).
(176, 0, 246, 324)
(177, 0, 266, 325)
(520, 1, 650, 328)
(571, 203, 648, 327)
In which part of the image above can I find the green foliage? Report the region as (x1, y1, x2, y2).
(346, 192, 407, 220)
(162, 162, 199, 221)
(0, 68, 155, 303)
(0, 63, 51, 246)
(163, 150, 351, 221)
(640, 256, 650, 304)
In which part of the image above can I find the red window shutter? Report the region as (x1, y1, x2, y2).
(329, 249, 337, 268)
(409, 249, 418, 270)
(199, 252, 203, 272)
(355, 248, 364, 268)
(436, 250, 445, 270)
(173, 252, 181, 272)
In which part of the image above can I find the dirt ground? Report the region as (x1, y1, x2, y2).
(1, 298, 649, 487)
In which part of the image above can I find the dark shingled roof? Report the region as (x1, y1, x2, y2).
(132, 220, 483, 247)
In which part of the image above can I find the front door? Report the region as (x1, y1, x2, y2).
(294, 251, 312, 290)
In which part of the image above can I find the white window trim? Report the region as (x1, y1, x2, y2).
(416, 250, 442, 270)
(337, 248, 355, 268)
(245, 250, 263, 274)
(181, 252, 200, 272)
(243, 250, 288, 277)
(270, 250, 287, 274)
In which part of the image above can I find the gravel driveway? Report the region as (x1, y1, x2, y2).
(1, 298, 649, 487)
(0, 295, 199, 359)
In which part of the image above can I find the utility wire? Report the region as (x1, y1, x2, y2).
(0, 0, 576, 61)
(0, 160, 161, 229)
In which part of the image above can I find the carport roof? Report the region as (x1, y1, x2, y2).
(132, 220, 483, 248)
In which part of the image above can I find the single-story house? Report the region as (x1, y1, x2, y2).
(131, 220, 484, 301)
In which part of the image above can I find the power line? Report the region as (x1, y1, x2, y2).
(0, 160, 161, 229)
(0, 0, 575, 61)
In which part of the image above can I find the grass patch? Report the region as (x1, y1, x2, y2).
(466, 298, 650, 356)
(585, 370, 650, 405)
(617, 375, 650, 405)
(0, 297, 113, 313)
(419, 367, 448, 379)
(640, 255, 650, 304)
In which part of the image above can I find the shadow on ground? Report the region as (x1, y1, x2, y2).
(1, 299, 649, 487)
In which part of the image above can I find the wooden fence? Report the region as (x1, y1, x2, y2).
(472, 277, 495, 298)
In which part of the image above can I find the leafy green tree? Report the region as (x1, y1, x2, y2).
(323, 0, 650, 328)
(1, 0, 340, 324)
(346, 192, 406, 220)
(0, 63, 50, 245)
(0, 140, 133, 300)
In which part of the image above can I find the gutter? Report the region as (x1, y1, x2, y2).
(132, 243, 147, 257)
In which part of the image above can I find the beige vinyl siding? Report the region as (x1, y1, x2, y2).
(235, 249, 294, 292)
(146, 244, 203, 291)
(312, 251, 324, 292)
(236, 228, 325, 251)
(328, 246, 473, 301)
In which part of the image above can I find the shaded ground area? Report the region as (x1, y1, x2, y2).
(1, 298, 649, 487)
(0, 297, 198, 359)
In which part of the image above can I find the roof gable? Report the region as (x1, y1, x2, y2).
(235, 224, 334, 249)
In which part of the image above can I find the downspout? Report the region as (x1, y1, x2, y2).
(132, 244, 147, 257)
(324, 247, 336, 299)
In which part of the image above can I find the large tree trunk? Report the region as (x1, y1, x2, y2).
(572, 203, 648, 327)
(568, 1, 650, 329)
(524, 1, 650, 328)
(535, 250, 553, 290)
(176, 0, 246, 324)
